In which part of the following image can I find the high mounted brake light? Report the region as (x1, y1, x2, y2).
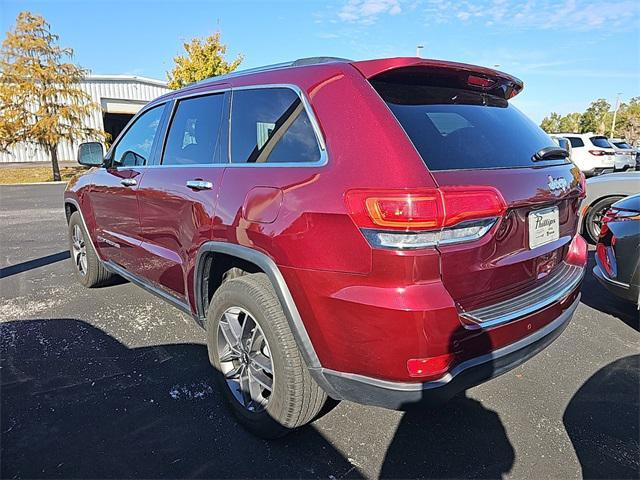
(467, 74, 495, 88)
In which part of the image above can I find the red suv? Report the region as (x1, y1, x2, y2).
(66, 57, 588, 438)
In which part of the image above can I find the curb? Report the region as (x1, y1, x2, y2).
(0, 181, 68, 186)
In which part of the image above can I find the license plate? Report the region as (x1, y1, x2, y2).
(528, 206, 559, 249)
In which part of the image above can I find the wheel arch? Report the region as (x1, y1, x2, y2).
(194, 242, 323, 372)
(64, 200, 78, 223)
(581, 194, 625, 235)
(64, 198, 103, 261)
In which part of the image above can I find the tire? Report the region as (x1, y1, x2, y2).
(584, 196, 624, 243)
(206, 272, 327, 438)
(67, 211, 114, 287)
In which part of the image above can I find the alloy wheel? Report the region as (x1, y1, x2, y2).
(217, 306, 274, 412)
(71, 224, 88, 276)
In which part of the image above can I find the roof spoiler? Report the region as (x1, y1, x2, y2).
(352, 57, 524, 99)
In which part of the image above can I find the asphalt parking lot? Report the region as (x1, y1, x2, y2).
(1, 183, 638, 479)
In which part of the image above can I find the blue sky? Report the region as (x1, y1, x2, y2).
(1, 0, 638, 122)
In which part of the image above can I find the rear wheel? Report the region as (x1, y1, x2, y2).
(68, 211, 114, 287)
(206, 272, 327, 438)
(585, 196, 623, 243)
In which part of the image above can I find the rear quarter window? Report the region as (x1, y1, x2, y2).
(567, 137, 585, 148)
(590, 136, 612, 148)
(372, 81, 563, 171)
(230, 88, 321, 164)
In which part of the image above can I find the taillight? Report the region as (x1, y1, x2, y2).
(346, 186, 507, 249)
(588, 150, 614, 156)
(603, 207, 640, 223)
(596, 243, 617, 277)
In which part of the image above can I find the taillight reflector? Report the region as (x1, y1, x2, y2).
(407, 353, 455, 379)
(566, 234, 588, 267)
(346, 186, 507, 231)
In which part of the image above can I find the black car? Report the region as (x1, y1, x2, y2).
(593, 194, 640, 305)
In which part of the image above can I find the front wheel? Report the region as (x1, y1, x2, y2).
(206, 273, 327, 438)
(67, 211, 114, 287)
(584, 196, 624, 243)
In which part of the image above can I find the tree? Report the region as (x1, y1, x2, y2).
(558, 113, 582, 133)
(614, 97, 640, 143)
(540, 112, 561, 133)
(167, 32, 243, 89)
(0, 12, 106, 181)
(539, 97, 640, 145)
(579, 98, 611, 134)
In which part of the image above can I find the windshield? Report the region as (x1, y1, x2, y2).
(373, 81, 563, 171)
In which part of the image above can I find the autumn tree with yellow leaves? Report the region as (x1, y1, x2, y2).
(0, 12, 105, 181)
(167, 32, 243, 89)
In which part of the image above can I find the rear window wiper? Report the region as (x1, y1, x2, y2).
(532, 146, 570, 162)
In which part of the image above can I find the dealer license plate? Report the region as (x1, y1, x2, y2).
(528, 206, 559, 249)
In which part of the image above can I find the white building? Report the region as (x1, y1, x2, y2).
(0, 75, 170, 163)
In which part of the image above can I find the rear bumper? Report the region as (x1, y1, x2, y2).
(593, 264, 639, 305)
(318, 295, 580, 409)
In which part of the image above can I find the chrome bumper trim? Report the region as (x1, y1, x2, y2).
(460, 262, 585, 329)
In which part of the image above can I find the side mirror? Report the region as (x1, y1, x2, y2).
(77, 142, 104, 166)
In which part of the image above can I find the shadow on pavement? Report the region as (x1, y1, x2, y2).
(563, 355, 640, 479)
(1, 318, 521, 479)
(381, 395, 514, 479)
(580, 251, 639, 332)
(0, 319, 359, 479)
(381, 323, 514, 479)
(0, 251, 70, 279)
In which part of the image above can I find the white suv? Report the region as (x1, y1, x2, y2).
(557, 133, 616, 176)
(609, 138, 636, 171)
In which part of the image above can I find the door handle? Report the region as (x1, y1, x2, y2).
(120, 178, 137, 187)
(186, 180, 213, 190)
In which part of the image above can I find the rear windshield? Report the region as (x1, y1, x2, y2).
(613, 141, 632, 149)
(372, 81, 565, 171)
(590, 136, 612, 148)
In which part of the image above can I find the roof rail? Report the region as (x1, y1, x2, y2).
(195, 56, 351, 86)
(291, 56, 352, 66)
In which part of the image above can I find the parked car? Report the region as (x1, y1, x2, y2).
(609, 138, 637, 171)
(580, 171, 640, 242)
(66, 56, 588, 438)
(557, 133, 616, 176)
(550, 135, 572, 158)
(593, 194, 640, 306)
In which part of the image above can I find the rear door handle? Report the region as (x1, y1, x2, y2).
(186, 180, 213, 190)
(120, 178, 137, 187)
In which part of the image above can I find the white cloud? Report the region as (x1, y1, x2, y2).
(424, 0, 640, 31)
(338, 0, 403, 24)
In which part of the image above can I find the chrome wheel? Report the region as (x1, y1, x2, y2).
(217, 306, 274, 412)
(591, 207, 607, 239)
(71, 224, 87, 276)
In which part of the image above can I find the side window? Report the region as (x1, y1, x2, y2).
(112, 105, 164, 167)
(231, 88, 321, 164)
(567, 137, 584, 148)
(162, 93, 226, 166)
